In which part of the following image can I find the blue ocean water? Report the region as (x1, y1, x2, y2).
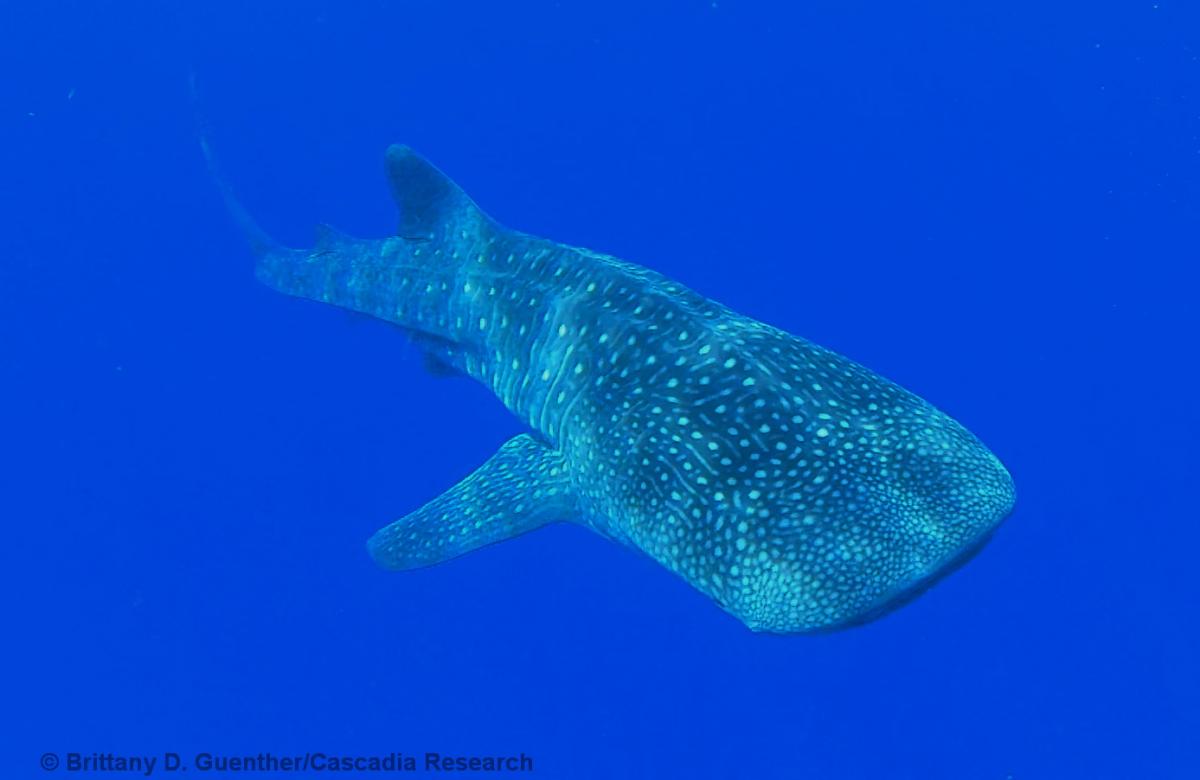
(4, 1, 1198, 777)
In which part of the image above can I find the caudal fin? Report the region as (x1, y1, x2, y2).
(190, 73, 282, 259)
(198, 137, 283, 258)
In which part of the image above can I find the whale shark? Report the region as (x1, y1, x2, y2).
(213, 144, 1015, 633)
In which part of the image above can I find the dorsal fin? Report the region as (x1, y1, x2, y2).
(385, 145, 484, 239)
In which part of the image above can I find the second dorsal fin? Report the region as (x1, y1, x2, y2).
(313, 222, 351, 249)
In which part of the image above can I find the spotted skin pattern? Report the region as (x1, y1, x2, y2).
(248, 146, 1015, 633)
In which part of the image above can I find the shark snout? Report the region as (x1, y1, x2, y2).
(852, 443, 1016, 624)
(736, 441, 1016, 633)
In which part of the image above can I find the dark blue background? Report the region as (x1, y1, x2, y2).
(3, 1, 1197, 778)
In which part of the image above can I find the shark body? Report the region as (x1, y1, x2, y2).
(232, 146, 1015, 633)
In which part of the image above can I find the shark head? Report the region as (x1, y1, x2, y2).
(717, 408, 1016, 633)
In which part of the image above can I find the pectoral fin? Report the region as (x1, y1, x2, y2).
(367, 434, 575, 570)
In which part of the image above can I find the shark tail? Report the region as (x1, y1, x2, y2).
(190, 72, 287, 261)
(197, 135, 283, 259)
(193, 85, 495, 370)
